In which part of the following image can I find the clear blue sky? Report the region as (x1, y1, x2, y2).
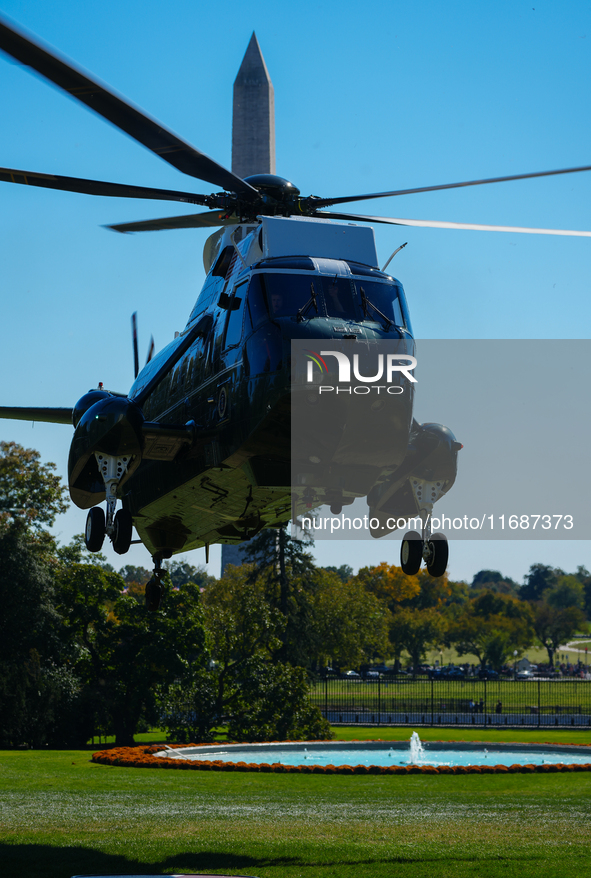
(0, 0, 589, 581)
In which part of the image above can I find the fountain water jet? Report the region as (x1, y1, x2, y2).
(409, 732, 426, 763)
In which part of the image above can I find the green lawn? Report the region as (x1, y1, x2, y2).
(2, 729, 591, 878)
(310, 677, 591, 717)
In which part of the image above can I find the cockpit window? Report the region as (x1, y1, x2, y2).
(224, 281, 247, 348)
(322, 275, 359, 320)
(354, 280, 407, 328)
(246, 274, 269, 330)
(257, 273, 319, 319)
(212, 246, 235, 278)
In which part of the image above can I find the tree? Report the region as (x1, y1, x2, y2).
(227, 657, 332, 742)
(0, 441, 68, 533)
(353, 562, 421, 608)
(532, 602, 585, 666)
(189, 564, 285, 738)
(242, 527, 318, 665)
(164, 559, 216, 589)
(56, 564, 208, 744)
(520, 563, 562, 602)
(312, 569, 390, 669)
(165, 564, 331, 742)
(323, 564, 353, 582)
(471, 569, 519, 596)
(390, 607, 445, 671)
(445, 592, 535, 670)
(545, 575, 586, 611)
(119, 564, 151, 585)
(0, 524, 73, 747)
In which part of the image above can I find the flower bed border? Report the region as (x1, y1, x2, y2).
(92, 740, 591, 775)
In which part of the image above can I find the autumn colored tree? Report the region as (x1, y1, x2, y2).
(353, 562, 421, 607)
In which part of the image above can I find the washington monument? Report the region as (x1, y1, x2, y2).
(221, 35, 275, 575)
(231, 32, 276, 178)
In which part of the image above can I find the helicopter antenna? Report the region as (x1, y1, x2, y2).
(146, 335, 155, 365)
(381, 242, 408, 273)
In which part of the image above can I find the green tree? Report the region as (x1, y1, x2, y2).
(242, 527, 318, 665)
(532, 602, 586, 666)
(471, 569, 519, 596)
(520, 563, 562, 602)
(227, 657, 332, 742)
(323, 564, 353, 582)
(165, 564, 330, 743)
(0, 441, 68, 533)
(391, 607, 446, 671)
(57, 564, 208, 744)
(164, 559, 216, 589)
(312, 569, 390, 669)
(445, 592, 535, 670)
(0, 524, 74, 747)
(544, 575, 586, 611)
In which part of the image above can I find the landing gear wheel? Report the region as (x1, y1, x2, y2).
(426, 532, 448, 577)
(85, 507, 105, 553)
(400, 530, 423, 575)
(145, 577, 163, 612)
(112, 509, 133, 555)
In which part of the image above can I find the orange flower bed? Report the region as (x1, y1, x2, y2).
(90, 741, 591, 776)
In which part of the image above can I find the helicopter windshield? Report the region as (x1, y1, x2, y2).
(246, 271, 411, 331)
(252, 273, 317, 319)
(353, 280, 408, 329)
(322, 276, 358, 320)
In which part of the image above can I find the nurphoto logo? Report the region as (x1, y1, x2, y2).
(305, 349, 417, 395)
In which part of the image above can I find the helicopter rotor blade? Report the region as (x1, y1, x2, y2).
(107, 211, 241, 233)
(132, 312, 139, 379)
(0, 406, 72, 425)
(0, 17, 257, 198)
(311, 165, 591, 209)
(0, 166, 212, 205)
(317, 211, 591, 237)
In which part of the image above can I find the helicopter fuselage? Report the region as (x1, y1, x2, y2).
(66, 215, 460, 558)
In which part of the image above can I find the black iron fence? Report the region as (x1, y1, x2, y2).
(309, 676, 591, 727)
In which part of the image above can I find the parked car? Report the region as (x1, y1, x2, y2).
(429, 667, 466, 680)
(516, 669, 535, 680)
(343, 670, 361, 678)
(478, 669, 499, 680)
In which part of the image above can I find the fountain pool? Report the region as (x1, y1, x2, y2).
(158, 734, 591, 769)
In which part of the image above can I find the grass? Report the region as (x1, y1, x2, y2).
(2, 728, 591, 878)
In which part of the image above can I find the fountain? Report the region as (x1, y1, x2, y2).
(408, 732, 425, 763)
(156, 733, 591, 770)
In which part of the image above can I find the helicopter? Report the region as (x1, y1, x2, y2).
(1, 16, 591, 607)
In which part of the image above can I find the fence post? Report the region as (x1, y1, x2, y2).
(538, 678, 541, 728)
(431, 678, 434, 725)
(484, 679, 487, 721)
(325, 675, 328, 718)
(378, 674, 381, 725)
